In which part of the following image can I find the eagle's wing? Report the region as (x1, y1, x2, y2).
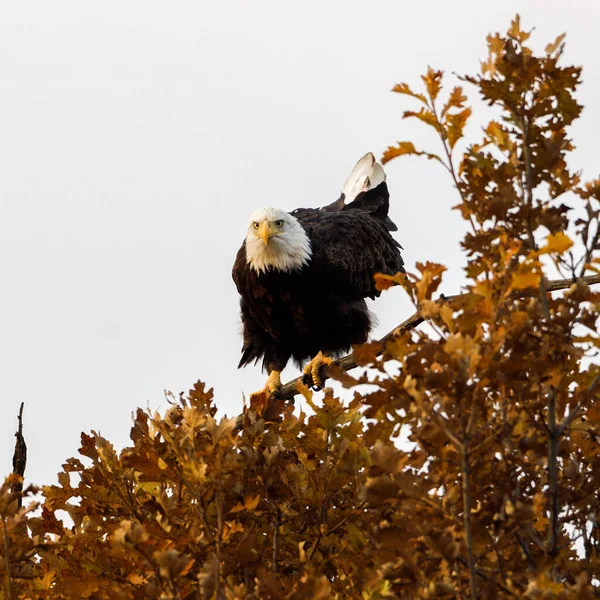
(296, 204, 405, 301)
(290, 153, 404, 300)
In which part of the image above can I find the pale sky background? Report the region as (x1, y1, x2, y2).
(1, 1, 599, 488)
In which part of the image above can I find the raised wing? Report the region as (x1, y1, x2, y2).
(297, 208, 404, 300)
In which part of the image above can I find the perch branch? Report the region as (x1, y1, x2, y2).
(276, 310, 425, 400)
(273, 273, 600, 401)
(10, 403, 27, 509)
(234, 273, 600, 431)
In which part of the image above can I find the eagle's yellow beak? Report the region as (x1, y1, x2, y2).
(258, 221, 272, 246)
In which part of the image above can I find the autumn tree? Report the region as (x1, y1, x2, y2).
(2, 16, 600, 599)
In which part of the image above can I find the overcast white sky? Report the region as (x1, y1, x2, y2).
(1, 1, 599, 488)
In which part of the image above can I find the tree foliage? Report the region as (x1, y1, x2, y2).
(3, 16, 600, 599)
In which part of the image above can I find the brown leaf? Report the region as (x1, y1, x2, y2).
(539, 231, 574, 255)
(446, 107, 472, 149)
(415, 262, 446, 301)
(229, 495, 260, 514)
(374, 271, 406, 291)
(421, 67, 443, 102)
(441, 86, 467, 117)
(545, 32, 566, 55)
(510, 270, 541, 290)
(403, 108, 441, 131)
(381, 141, 442, 165)
(391, 82, 427, 103)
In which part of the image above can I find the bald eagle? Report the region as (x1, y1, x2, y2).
(232, 153, 405, 397)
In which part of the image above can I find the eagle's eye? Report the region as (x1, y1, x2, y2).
(275, 220, 284, 228)
(252, 222, 260, 229)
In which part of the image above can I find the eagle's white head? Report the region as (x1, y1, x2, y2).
(245, 207, 312, 275)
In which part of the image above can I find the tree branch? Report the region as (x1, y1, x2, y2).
(275, 273, 600, 401)
(10, 403, 26, 510)
(430, 95, 479, 237)
(546, 389, 559, 558)
(272, 514, 280, 573)
(558, 372, 600, 435)
(578, 218, 600, 279)
(234, 273, 600, 431)
(461, 441, 478, 599)
(2, 518, 13, 600)
(214, 456, 223, 600)
(456, 555, 518, 597)
(515, 532, 536, 570)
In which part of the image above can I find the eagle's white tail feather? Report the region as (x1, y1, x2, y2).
(369, 162, 386, 188)
(340, 152, 387, 203)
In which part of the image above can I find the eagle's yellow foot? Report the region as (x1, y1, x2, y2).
(249, 370, 282, 402)
(302, 351, 334, 390)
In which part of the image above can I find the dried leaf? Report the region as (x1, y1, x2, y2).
(545, 32, 566, 55)
(381, 141, 442, 165)
(510, 270, 541, 290)
(391, 82, 428, 103)
(422, 67, 443, 101)
(441, 86, 467, 117)
(539, 231, 574, 255)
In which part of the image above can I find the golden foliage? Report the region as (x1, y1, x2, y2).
(3, 15, 600, 600)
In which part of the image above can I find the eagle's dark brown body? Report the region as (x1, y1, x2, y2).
(232, 181, 404, 374)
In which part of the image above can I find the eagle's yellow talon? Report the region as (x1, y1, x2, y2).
(249, 370, 282, 401)
(303, 351, 334, 389)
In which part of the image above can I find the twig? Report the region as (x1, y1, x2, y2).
(456, 555, 518, 597)
(578, 219, 600, 279)
(308, 427, 332, 561)
(272, 515, 279, 573)
(547, 389, 559, 559)
(469, 426, 507, 457)
(2, 518, 13, 600)
(429, 406, 464, 450)
(327, 511, 359, 536)
(521, 116, 534, 209)
(10, 403, 27, 509)
(461, 442, 478, 599)
(431, 98, 479, 237)
(558, 373, 600, 435)
(519, 111, 553, 323)
(214, 456, 223, 600)
(515, 532, 536, 569)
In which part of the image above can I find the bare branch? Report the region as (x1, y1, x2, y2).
(2, 518, 13, 600)
(546, 389, 559, 558)
(578, 218, 600, 278)
(429, 406, 464, 451)
(461, 442, 478, 600)
(515, 532, 536, 570)
(457, 555, 519, 597)
(214, 456, 223, 599)
(431, 98, 479, 236)
(558, 372, 600, 434)
(272, 515, 280, 573)
(519, 112, 554, 322)
(10, 403, 26, 510)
